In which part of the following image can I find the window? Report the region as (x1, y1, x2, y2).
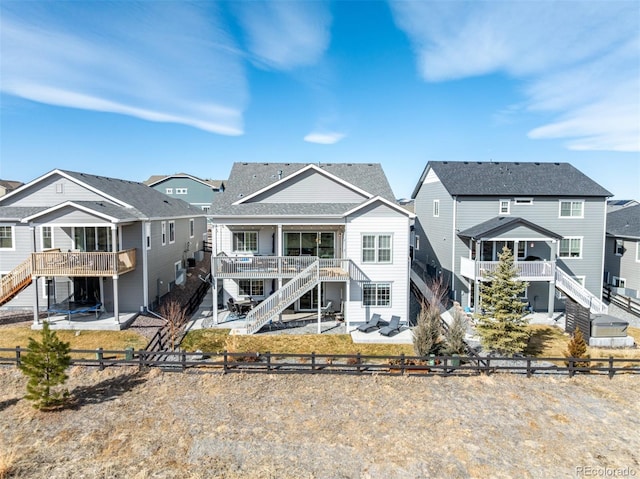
(145, 223, 151, 250)
(363, 283, 391, 307)
(362, 234, 392, 263)
(514, 198, 533, 205)
(614, 239, 624, 256)
(559, 237, 582, 258)
(559, 200, 584, 218)
(42, 226, 53, 249)
(433, 200, 440, 217)
(233, 231, 258, 252)
(201, 205, 210, 213)
(499, 199, 510, 215)
(161, 221, 167, 246)
(517, 242, 526, 260)
(55, 183, 64, 194)
(637, 243, 640, 262)
(165, 188, 173, 194)
(239, 279, 264, 297)
(189, 219, 195, 238)
(176, 188, 188, 195)
(168, 221, 175, 244)
(612, 276, 626, 288)
(415, 235, 420, 251)
(0, 226, 14, 249)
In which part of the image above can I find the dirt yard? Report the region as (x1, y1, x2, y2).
(1, 367, 639, 478)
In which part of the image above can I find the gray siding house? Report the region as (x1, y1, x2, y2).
(144, 173, 225, 214)
(209, 162, 414, 334)
(412, 161, 612, 316)
(604, 204, 640, 298)
(0, 169, 207, 327)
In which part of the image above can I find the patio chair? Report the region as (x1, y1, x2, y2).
(227, 299, 246, 320)
(378, 315, 402, 336)
(356, 313, 385, 333)
(321, 301, 334, 319)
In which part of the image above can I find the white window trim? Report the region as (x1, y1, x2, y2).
(41, 226, 54, 250)
(558, 199, 584, 219)
(559, 237, 583, 259)
(433, 199, 440, 217)
(161, 221, 167, 246)
(637, 242, 640, 263)
(612, 276, 626, 288)
(415, 234, 420, 251)
(166, 188, 173, 194)
(189, 219, 195, 238)
(168, 221, 176, 244)
(614, 239, 624, 256)
(514, 198, 533, 205)
(174, 260, 182, 281)
(362, 233, 393, 264)
(238, 279, 265, 298)
(0, 225, 15, 251)
(176, 188, 188, 195)
(499, 199, 510, 215)
(233, 231, 259, 253)
(362, 282, 392, 307)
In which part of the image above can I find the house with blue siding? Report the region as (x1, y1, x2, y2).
(209, 162, 414, 334)
(604, 203, 640, 298)
(144, 173, 225, 214)
(0, 169, 207, 328)
(411, 161, 612, 316)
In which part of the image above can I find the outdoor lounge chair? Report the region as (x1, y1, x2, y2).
(356, 313, 385, 333)
(378, 315, 401, 336)
(321, 301, 334, 319)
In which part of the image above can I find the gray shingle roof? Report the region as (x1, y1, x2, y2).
(61, 170, 205, 219)
(606, 204, 640, 239)
(458, 216, 563, 240)
(413, 161, 612, 197)
(144, 173, 225, 190)
(0, 206, 48, 221)
(211, 162, 396, 216)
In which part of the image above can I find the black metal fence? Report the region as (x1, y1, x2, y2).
(2, 348, 639, 378)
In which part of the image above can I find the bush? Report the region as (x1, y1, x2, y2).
(445, 306, 468, 355)
(413, 300, 444, 357)
(564, 328, 590, 368)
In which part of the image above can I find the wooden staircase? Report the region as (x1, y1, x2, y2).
(555, 267, 608, 315)
(0, 257, 33, 306)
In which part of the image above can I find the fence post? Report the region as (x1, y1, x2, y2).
(608, 356, 614, 379)
(526, 358, 532, 378)
(266, 351, 271, 372)
(356, 352, 361, 374)
(223, 350, 228, 374)
(16, 346, 21, 368)
(97, 348, 104, 371)
(400, 353, 405, 375)
(138, 350, 144, 371)
(311, 351, 316, 371)
(181, 350, 187, 372)
(568, 358, 575, 378)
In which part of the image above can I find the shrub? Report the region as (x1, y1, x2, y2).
(564, 328, 590, 368)
(19, 322, 71, 410)
(445, 306, 468, 355)
(413, 299, 444, 357)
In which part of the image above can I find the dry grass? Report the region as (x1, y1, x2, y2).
(181, 329, 414, 357)
(0, 327, 147, 359)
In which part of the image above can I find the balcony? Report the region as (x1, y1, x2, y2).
(460, 256, 555, 282)
(31, 249, 137, 277)
(212, 255, 351, 281)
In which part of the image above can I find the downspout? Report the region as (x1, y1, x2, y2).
(30, 225, 40, 325)
(451, 195, 457, 300)
(142, 221, 149, 310)
(598, 199, 607, 300)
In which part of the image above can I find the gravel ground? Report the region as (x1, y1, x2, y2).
(1, 366, 638, 478)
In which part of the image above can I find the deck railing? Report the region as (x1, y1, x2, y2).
(212, 255, 350, 280)
(460, 257, 555, 281)
(556, 268, 607, 314)
(31, 249, 137, 277)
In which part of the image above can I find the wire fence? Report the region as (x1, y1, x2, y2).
(1, 348, 639, 379)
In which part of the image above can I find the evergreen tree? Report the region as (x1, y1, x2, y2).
(564, 328, 590, 368)
(20, 322, 71, 410)
(475, 246, 530, 355)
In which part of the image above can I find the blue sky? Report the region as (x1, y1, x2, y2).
(1, 0, 639, 200)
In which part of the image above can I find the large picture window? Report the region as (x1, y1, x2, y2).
(362, 234, 392, 263)
(559, 238, 582, 258)
(559, 200, 584, 218)
(233, 231, 258, 252)
(363, 283, 391, 307)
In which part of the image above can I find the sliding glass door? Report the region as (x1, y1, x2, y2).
(284, 232, 335, 258)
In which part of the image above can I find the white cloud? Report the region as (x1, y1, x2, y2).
(304, 132, 346, 145)
(390, 0, 640, 152)
(233, 1, 331, 71)
(0, 2, 247, 135)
